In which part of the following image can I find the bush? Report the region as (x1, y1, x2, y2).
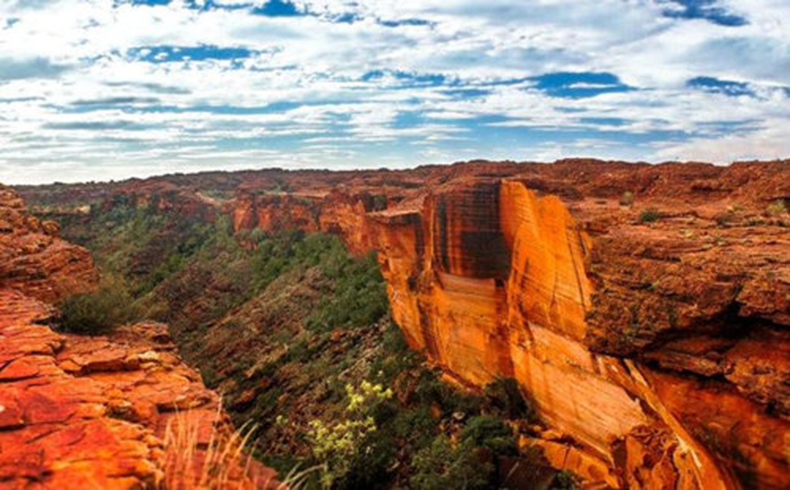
(766, 199, 788, 217)
(460, 415, 517, 456)
(619, 191, 634, 206)
(551, 470, 581, 489)
(639, 208, 661, 223)
(58, 276, 141, 334)
(307, 381, 393, 489)
(410, 435, 493, 490)
(483, 378, 534, 420)
(305, 251, 388, 332)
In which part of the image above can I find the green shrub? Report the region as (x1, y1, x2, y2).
(484, 378, 534, 420)
(307, 381, 393, 489)
(58, 276, 141, 335)
(306, 251, 388, 332)
(410, 435, 493, 490)
(639, 208, 661, 223)
(460, 415, 517, 456)
(551, 470, 581, 489)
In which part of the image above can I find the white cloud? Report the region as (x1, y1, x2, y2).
(0, 0, 787, 184)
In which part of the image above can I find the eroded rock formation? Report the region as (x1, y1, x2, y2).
(0, 184, 98, 302)
(0, 185, 275, 489)
(19, 159, 790, 489)
(222, 160, 790, 489)
(369, 162, 789, 489)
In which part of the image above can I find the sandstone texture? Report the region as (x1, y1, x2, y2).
(0, 184, 98, 303)
(0, 186, 276, 489)
(20, 159, 790, 489)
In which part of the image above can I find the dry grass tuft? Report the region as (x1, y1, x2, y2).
(162, 404, 317, 489)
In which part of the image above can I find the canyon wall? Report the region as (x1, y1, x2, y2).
(224, 160, 790, 489)
(0, 185, 275, 489)
(19, 159, 790, 489)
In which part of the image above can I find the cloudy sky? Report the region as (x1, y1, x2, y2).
(1, 0, 788, 184)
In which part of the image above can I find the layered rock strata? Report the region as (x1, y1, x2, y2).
(0, 185, 275, 489)
(0, 184, 98, 303)
(224, 160, 790, 489)
(19, 159, 790, 489)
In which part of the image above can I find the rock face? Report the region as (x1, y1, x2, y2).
(370, 162, 790, 490)
(0, 186, 275, 489)
(228, 189, 380, 255)
(223, 160, 790, 489)
(0, 184, 99, 303)
(19, 159, 790, 489)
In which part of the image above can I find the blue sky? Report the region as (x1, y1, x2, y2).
(0, 0, 788, 184)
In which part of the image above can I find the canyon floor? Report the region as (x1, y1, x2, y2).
(2, 158, 788, 489)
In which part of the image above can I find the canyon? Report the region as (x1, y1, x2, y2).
(11, 158, 790, 489)
(0, 185, 277, 488)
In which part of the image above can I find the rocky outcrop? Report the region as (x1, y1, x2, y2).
(0, 184, 99, 303)
(103, 180, 219, 223)
(0, 290, 277, 489)
(0, 185, 276, 489)
(228, 189, 383, 255)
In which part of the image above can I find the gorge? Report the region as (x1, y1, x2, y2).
(5, 158, 789, 489)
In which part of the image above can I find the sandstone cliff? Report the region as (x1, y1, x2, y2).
(370, 161, 789, 490)
(221, 160, 789, 489)
(0, 186, 275, 489)
(19, 159, 790, 489)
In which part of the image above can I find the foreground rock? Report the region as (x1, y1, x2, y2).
(0, 291, 277, 489)
(0, 185, 277, 489)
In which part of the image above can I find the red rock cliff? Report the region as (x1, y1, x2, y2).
(0, 185, 275, 489)
(370, 161, 789, 489)
(222, 160, 789, 489)
(20, 159, 790, 489)
(0, 184, 99, 302)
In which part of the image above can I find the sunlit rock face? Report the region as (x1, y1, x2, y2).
(229, 189, 378, 255)
(371, 181, 669, 487)
(369, 166, 790, 490)
(0, 184, 276, 489)
(18, 158, 790, 489)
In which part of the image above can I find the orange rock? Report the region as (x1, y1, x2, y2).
(15, 158, 790, 488)
(0, 186, 277, 488)
(0, 185, 98, 303)
(0, 291, 278, 489)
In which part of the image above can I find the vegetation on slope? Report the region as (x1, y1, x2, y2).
(45, 200, 577, 489)
(58, 274, 142, 334)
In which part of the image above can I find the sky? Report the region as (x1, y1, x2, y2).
(1, 0, 789, 184)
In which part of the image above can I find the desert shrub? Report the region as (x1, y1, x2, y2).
(163, 409, 316, 490)
(551, 470, 582, 489)
(307, 381, 393, 489)
(58, 275, 141, 335)
(410, 435, 493, 490)
(306, 251, 388, 332)
(766, 199, 788, 217)
(619, 191, 634, 206)
(639, 208, 661, 223)
(460, 415, 517, 456)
